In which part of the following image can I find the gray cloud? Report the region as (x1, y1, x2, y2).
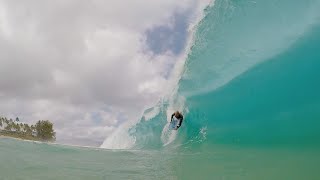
(145, 11, 191, 56)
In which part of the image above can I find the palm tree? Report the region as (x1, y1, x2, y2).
(20, 123, 24, 133)
(9, 121, 15, 131)
(5, 118, 9, 125)
(30, 125, 36, 136)
(4, 122, 11, 131)
(15, 123, 21, 132)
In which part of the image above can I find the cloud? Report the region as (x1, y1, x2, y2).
(0, 0, 209, 146)
(145, 11, 191, 56)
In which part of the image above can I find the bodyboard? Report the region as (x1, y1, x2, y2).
(170, 117, 179, 130)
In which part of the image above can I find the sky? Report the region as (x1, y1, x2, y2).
(0, 0, 210, 147)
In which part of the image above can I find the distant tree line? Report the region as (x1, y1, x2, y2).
(0, 117, 56, 142)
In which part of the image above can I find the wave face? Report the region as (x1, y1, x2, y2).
(130, 0, 320, 149)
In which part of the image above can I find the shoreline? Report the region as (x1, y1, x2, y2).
(0, 135, 42, 144)
(0, 135, 139, 151)
(0, 130, 43, 141)
(0, 134, 99, 149)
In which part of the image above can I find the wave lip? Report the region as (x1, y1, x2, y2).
(179, 0, 320, 97)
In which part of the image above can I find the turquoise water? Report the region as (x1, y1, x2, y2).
(1, 138, 320, 179)
(2, 0, 320, 179)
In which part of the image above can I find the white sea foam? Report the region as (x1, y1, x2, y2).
(100, 123, 136, 149)
(143, 106, 160, 121)
(158, 0, 214, 146)
(160, 122, 180, 146)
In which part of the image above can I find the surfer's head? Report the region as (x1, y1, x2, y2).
(174, 111, 181, 118)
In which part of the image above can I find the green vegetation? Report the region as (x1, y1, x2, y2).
(0, 117, 56, 142)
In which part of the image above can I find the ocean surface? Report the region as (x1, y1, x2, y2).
(2, 0, 320, 179)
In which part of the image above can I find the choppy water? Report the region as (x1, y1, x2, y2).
(2, 0, 320, 179)
(1, 138, 320, 180)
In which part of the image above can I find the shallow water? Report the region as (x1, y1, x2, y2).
(1, 138, 320, 180)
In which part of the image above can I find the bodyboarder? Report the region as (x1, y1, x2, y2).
(170, 111, 184, 130)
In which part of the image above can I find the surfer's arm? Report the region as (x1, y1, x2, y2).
(177, 117, 183, 128)
(170, 114, 174, 122)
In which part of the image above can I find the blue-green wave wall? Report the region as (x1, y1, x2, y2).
(131, 0, 320, 149)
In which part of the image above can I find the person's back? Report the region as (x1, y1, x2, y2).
(171, 111, 183, 130)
